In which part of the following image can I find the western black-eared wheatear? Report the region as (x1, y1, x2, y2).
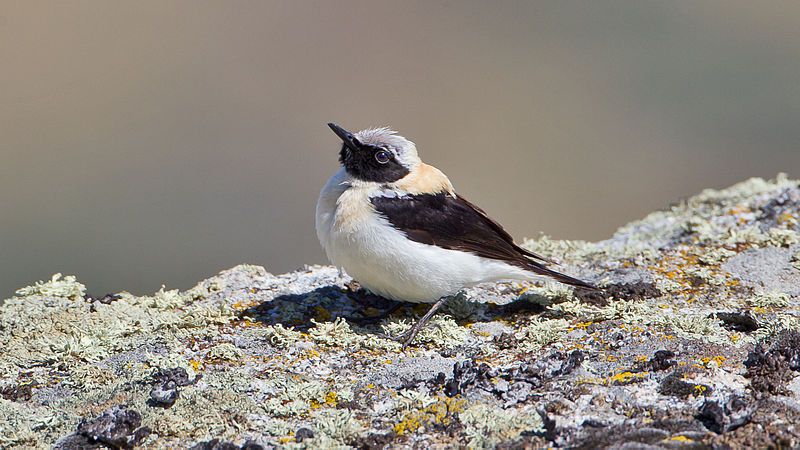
(316, 123, 597, 347)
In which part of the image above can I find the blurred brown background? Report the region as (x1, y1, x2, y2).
(2, 1, 799, 296)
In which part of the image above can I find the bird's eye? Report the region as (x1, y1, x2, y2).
(375, 150, 391, 164)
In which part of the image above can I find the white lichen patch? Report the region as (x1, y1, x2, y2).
(460, 404, 543, 449)
(382, 315, 470, 349)
(14, 273, 86, 301)
(205, 343, 244, 362)
(698, 247, 737, 265)
(515, 318, 570, 352)
(261, 323, 304, 349)
(750, 291, 790, 309)
(657, 313, 729, 345)
(313, 409, 365, 443)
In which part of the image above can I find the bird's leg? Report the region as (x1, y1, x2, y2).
(391, 296, 450, 349)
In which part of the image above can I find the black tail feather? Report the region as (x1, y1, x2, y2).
(528, 263, 600, 291)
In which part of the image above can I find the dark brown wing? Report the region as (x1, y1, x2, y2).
(456, 196, 556, 265)
(370, 192, 597, 290)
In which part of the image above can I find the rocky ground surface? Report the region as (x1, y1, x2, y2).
(2, 175, 800, 449)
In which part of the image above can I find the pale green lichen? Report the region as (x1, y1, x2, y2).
(382, 315, 470, 349)
(246, 415, 293, 438)
(750, 291, 790, 309)
(307, 317, 403, 351)
(684, 266, 727, 287)
(0, 399, 74, 449)
(515, 318, 570, 352)
(551, 298, 659, 325)
(313, 409, 365, 443)
(395, 389, 438, 410)
(262, 323, 304, 349)
(206, 343, 244, 361)
(755, 315, 800, 340)
(309, 317, 361, 347)
(14, 273, 86, 300)
(460, 404, 543, 449)
(657, 313, 728, 344)
(698, 247, 737, 265)
(767, 228, 799, 247)
(688, 173, 795, 208)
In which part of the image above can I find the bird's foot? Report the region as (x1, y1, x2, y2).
(385, 296, 450, 350)
(388, 329, 418, 350)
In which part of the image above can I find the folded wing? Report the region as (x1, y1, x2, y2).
(370, 192, 597, 290)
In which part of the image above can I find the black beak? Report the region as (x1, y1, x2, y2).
(327, 122, 360, 153)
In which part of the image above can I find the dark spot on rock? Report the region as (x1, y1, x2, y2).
(295, 427, 315, 443)
(538, 408, 558, 442)
(85, 293, 122, 304)
(650, 350, 677, 372)
(148, 384, 179, 408)
(557, 350, 585, 376)
(493, 331, 518, 349)
(153, 367, 195, 387)
(350, 431, 396, 449)
(574, 281, 661, 306)
(771, 329, 800, 371)
(444, 360, 494, 397)
(58, 405, 150, 450)
(0, 382, 33, 402)
(581, 419, 606, 428)
(86, 293, 124, 312)
(189, 439, 241, 450)
(759, 187, 800, 228)
(696, 396, 753, 434)
(714, 311, 759, 332)
(148, 367, 198, 408)
(189, 439, 262, 450)
(54, 434, 105, 450)
(438, 351, 584, 406)
(659, 372, 711, 399)
(568, 418, 709, 450)
(744, 330, 800, 395)
(240, 442, 264, 450)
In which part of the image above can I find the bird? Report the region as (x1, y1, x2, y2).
(316, 123, 598, 347)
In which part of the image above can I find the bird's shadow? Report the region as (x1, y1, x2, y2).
(238, 285, 401, 331)
(237, 284, 561, 332)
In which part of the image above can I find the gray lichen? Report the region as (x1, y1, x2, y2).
(2, 175, 800, 449)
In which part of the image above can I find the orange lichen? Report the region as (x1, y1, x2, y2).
(189, 359, 204, 372)
(609, 371, 648, 385)
(701, 356, 726, 367)
(393, 397, 466, 436)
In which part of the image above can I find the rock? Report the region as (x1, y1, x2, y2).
(55, 405, 150, 450)
(696, 396, 753, 434)
(147, 367, 197, 408)
(3, 175, 800, 449)
(294, 427, 314, 442)
(649, 350, 678, 372)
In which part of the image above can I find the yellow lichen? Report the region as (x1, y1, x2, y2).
(609, 371, 648, 385)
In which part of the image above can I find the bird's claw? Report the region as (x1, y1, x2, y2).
(387, 330, 417, 350)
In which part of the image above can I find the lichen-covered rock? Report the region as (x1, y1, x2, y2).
(1, 175, 799, 449)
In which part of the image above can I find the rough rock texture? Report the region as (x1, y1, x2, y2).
(2, 175, 800, 449)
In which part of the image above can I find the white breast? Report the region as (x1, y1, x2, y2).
(315, 169, 532, 303)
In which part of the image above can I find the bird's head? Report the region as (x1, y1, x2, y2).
(327, 123, 421, 183)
